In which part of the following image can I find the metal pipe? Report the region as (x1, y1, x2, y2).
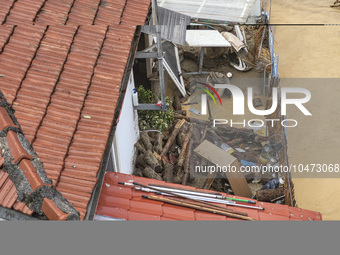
(198, 47, 205, 74)
(148, 184, 257, 204)
(136, 187, 264, 210)
(121, 182, 263, 210)
(152, 0, 166, 111)
(145, 186, 224, 199)
(263, 62, 273, 103)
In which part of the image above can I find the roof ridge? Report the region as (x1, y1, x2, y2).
(0, 91, 80, 220)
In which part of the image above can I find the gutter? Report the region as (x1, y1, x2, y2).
(85, 26, 142, 220)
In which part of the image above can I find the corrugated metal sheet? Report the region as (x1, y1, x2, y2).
(142, 7, 191, 45)
(157, 0, 261, 24)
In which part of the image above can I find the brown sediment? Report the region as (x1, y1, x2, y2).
(271, 0, 340, 220)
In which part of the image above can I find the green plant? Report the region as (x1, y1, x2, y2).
(136, 85, 174, 131)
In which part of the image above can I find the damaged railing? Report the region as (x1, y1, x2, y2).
(0, 90, 80, 220)
(264, 26, 295, 206)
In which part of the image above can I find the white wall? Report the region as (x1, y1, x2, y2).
(112, 72, 139, 174)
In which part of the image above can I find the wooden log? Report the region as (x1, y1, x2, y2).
(134, 168, 144, 177)
(154, 132, 163, 154)
(203, 169, 218, 190)
(153, 151, 162, 161)
(181, 140, 192, 185)
(174, 113, 190, 122)
(140, 132, 153, 151)
(162, 157, 174, 183)
(144, 150, 162, 173)
(136, 154, 147, 168)
(173, 95, 182, 110)
(177, 121, 190, 147)
(161, 119, 186, 156)
(174, 110, 187, 116)
(227, 138, 243, 147)
(134, 141, 146, 154)
(173, 165, 183, 184)
(256, 187, 285, 202)
(162, 129, 171, 141)
(177, 124, 193, 167)
(169, 153, 177, 164)
(142, 166, 163, 181)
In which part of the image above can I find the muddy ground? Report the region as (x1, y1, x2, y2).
(272, 0, 340, 220)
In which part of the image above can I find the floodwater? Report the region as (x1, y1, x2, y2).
(271, 0, 340, 220)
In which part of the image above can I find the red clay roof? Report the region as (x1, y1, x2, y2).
(0, 0, 150, 220)
(1, 0, 150, 25)
(96, 172, 322, 221)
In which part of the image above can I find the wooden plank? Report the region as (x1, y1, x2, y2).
(194, 140, 252, 198)
(203, 170, 218, 190)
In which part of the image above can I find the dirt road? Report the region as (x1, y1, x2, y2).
(271, 0, 340, 220)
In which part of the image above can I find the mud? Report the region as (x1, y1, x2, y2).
(271, 0, 340, 220)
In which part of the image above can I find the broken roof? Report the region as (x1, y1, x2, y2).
(95, 172, 322, 221)
(0, 0, 151, 220)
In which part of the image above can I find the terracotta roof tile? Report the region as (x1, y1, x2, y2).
(288, 207, 322, 221)
(95, 173, 322, 221)
(0, 0, 150, 218)
(101, 184, 133, 200)
(127, 211, 161, 221)
(98, 196, 131, 210)
(162, 204, 196, 221)
(130, 197, 164, 216)
(0, 172, 9, 188)
(13, 201, 33, 216)
(160, 216, 177, 221)
(0, 0, 151, 219)
(96, 206, 128, 220)
(0, 179, 16, 208)
(0, 2, 14, 24)
(194, 211, 227, 221)
(2, 0, 150, 26)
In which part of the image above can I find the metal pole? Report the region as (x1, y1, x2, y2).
(263, 62, 272, 103)
(199, 47, 205, 74)
(152, 0, 166, 111)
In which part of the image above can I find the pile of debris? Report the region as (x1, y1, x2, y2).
(134, 116, 285, 204)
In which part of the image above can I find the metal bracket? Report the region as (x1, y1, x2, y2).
(135, 51, 158, 59)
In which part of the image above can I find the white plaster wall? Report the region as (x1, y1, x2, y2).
(112, 73, 139, 174)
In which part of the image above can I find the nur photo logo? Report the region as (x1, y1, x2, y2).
(194, 83, 312, 128)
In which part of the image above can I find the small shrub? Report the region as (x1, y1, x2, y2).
(136, 85, 174, 131)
